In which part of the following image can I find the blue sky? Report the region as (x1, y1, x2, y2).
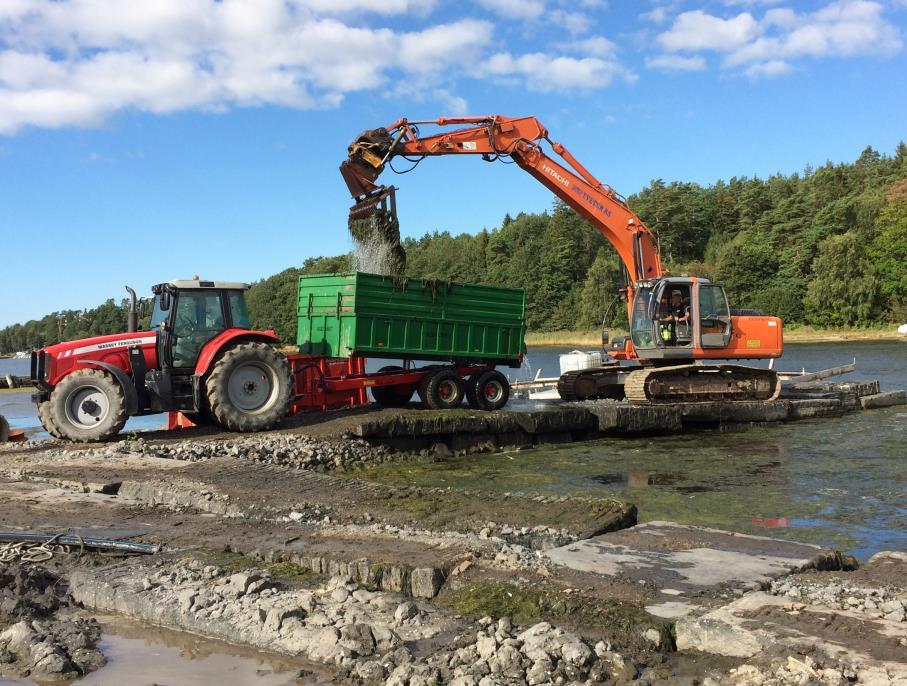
(1, 0, 906, 327)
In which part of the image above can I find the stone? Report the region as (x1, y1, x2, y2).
(386, 664, 415, 686)
(178, 589, 197, 613)
(561, 641, 593, 667)
(675, 616, 762, 658)
(265, 606, 307, 633)
(370, 624, 403, 653)
(410, 568, 444, 599)
(518, 623, 568, 662)
(488, 644, 523, 678)
(331, 587, 351, 603)
(227, 572, 262, 597)
(394, 601, 419, 623)
(641, 627, 662, 647)
(476, 633, 497, 661)
(307, 627, 340, 662)
(0, 622, 35, 657)
(339, 623, 375, 657)
(355, 660, 387, 682)
(527, 656, 554, 686)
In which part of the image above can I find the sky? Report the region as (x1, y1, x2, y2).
(1, 0, 906, 328)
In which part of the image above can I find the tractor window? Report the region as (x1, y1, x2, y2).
(149, 295, 169, 330)
(227, 291, 251, 329)
(171, 292, 226, 367)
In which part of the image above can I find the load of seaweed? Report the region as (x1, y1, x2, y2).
(348, 207, 407, 276)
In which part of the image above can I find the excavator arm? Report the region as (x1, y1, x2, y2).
(340, 115, 663, 283)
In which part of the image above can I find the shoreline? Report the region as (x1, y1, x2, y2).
(525, 328, 906, 347)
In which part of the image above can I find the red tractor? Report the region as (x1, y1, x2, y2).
(31, 279, 294, 442)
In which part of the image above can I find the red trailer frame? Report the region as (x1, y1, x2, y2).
(168, 355, 499, 429)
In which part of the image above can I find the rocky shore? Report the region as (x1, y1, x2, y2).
(1, 418, 906, 684)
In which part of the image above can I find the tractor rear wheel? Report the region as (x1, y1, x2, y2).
(37, 400, 65, 439)
(206, 342, 292, 432)
(466, 370, 510, 411)
(48, 369, 127, 442)
(419, 369, 465, 410)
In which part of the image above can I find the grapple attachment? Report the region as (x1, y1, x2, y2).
(342, 126, 403, 221)
(348, 185, 397, 222)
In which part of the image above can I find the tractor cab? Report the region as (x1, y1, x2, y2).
(629, 277, 733, 359)
(145, 279, 255, 414)
(150, 280, 251, 369)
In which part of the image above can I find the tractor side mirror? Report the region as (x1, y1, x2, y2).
(160, 290, 171, 311)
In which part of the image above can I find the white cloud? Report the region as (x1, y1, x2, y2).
(475, 0, 545, 20)
(483, 51, 634, 91)
(549, 10, 591, 35)
(652, 0, 902, 77)
(0, 1, 634, 134)
(657, 10, 760, 51)
(640, 7, 669, 24)
(296, 0, 437, 14)
(559, 36, 617, 56)
(726, 0, 902, 66)
(645, 54, 707, 70)
(744, 59, 791, 76)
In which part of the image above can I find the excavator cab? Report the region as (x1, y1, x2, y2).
(629, 278, 732, 358)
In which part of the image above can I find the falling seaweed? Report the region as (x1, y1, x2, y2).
(348, 208, 407, 276)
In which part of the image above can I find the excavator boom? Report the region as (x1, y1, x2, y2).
(341, 116, 662, 283)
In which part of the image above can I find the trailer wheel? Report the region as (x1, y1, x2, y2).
(206, 342, 292, 432)
(466, 370, 510, 411)
(48, 369, 128, 442)
(37, 400, 65, 439)
(419, 369, 465, 410)
(371, 366, 414, 408)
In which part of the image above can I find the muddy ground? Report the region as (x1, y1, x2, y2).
(0, 422, 905, 685)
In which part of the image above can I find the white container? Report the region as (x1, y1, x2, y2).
(559, 350, 602, 374)
(898, 323, 907, 335)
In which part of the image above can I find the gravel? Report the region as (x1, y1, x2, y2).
(42, 433, 393, 471)
(769, 577, 907, 622)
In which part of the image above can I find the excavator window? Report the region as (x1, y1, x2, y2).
(657, 287, 692, 347)
(698, 285, 732, 348)
(630, 287, 655, 349)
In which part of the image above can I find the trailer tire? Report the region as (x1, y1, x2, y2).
(37, 400, 65, 439)
(466, 370, 510, 411)
(206, 342, 292, 432)
(48, 369, 128, 442)
(419, 369, 465, 410)
(371, 366, 414, 408)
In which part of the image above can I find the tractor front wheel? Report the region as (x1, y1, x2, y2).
(48, 369, 128, 442)
(206, 342, 292, 432)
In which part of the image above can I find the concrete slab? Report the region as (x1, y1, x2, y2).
(861, 390, 907, 410)
(544, 522, 840, 619)
(675, 591, 907, 679)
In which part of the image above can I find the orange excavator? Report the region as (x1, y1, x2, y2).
(341, 115, 783, 403)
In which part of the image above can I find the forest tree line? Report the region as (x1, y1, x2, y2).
(2, 143, 905, 352)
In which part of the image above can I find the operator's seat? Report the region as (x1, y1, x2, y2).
(675, 296, 692, 345)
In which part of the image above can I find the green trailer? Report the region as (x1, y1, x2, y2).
(297, 272, 526, 366)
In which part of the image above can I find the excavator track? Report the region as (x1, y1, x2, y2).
(557, 367, 624, 402)
(623, 364, 780, 404)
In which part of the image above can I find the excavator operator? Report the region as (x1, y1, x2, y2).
(659, 290, 690, 346)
